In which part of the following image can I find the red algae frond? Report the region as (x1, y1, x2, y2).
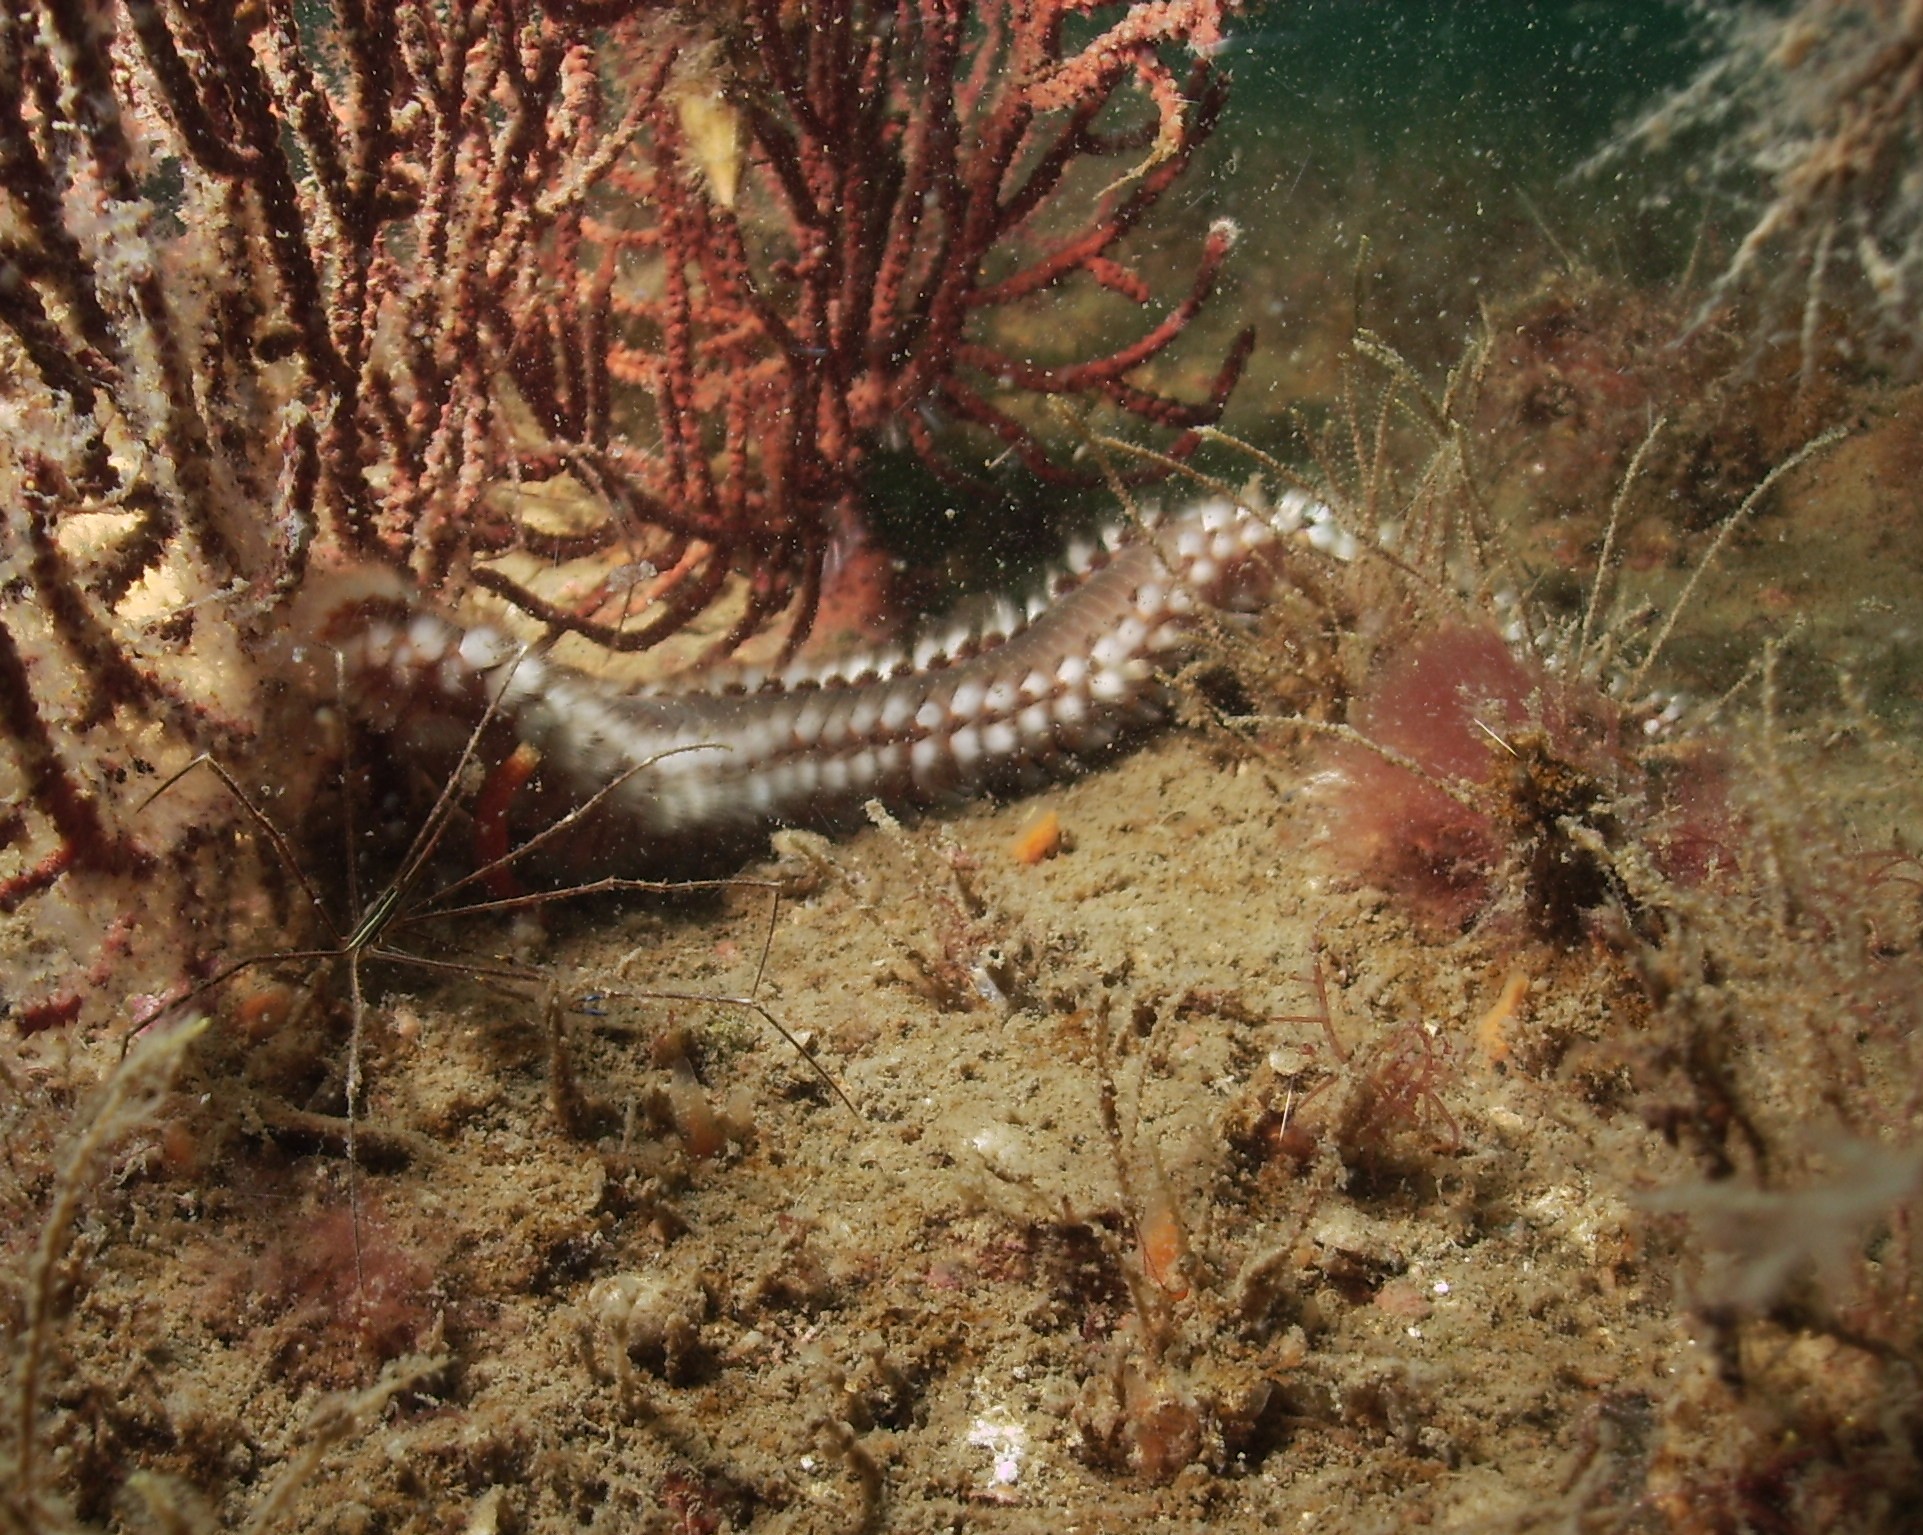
(1321, 625, 1538, 932)
(1317, 622, 1648, 940)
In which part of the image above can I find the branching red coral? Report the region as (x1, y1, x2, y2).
(559, 0, 1252, 657)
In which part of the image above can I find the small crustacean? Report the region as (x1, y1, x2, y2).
(288, 493, 1339, 868)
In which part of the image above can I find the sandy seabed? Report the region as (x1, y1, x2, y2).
(9, 407, 1923, 1532)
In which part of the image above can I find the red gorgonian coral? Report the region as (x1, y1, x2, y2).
(556, 0, 1253, 656)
